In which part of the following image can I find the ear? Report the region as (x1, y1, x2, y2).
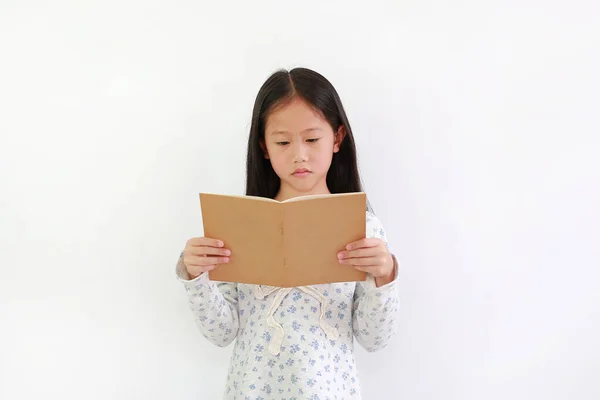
(260, 138, 270, 159)
(333, 125, 346, 153)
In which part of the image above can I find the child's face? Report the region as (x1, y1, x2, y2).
(263, 97, 343, 199)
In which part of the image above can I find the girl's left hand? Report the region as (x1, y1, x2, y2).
(337, 238, 394, 280)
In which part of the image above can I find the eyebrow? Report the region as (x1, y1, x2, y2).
(270, 127, 322, 136)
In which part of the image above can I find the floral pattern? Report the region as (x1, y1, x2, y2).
(176, 211, 400, 399)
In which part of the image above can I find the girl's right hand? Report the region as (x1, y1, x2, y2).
(182, 237, 231, 279)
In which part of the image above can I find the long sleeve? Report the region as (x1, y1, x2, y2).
(175, 253, 240, 347)
(352, 212, 400, 352)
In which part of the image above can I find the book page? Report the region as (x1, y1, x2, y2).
(282, 192, 359, 202)
(200, 193, 284, 286)
(282, 192, 367, 287)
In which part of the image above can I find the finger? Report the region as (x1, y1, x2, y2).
(191, 255, 230, 265)
(184, 255, 230, 266)
(338, 247, 378, 260)
(187, 237, 224, 248)
(190, 246, 231, 257)
(347, 265, 388, 277)
(349, 265, 390, 279)
(338, 256, 378, 266)
(345, 238, 381, 250)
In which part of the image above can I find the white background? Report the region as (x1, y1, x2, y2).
(1, 1, 599, 399)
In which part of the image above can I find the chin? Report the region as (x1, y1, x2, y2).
(296, 182, 324, 194)
(290, 183, 314, 192)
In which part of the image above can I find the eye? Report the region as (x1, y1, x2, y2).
(276, 141, 290, 146)
(306, 138, 320, 143)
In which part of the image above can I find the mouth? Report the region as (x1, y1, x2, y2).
(292, 168, 312, 177)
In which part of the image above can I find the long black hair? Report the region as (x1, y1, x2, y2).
(245, 67, 370, 210)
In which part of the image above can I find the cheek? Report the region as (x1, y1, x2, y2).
(314, 148, 334, 169)
(268, 152, 287, 174)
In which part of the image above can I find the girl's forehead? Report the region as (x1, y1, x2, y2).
(266, 98, 329, 132)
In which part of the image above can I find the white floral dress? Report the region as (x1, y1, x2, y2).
(176, 211, 400, 400)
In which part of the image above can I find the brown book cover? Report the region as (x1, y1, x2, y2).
(199, 192, 367, 287)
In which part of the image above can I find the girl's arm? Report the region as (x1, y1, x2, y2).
(352, 213, 400, 352)
(175, 253, 239, 347)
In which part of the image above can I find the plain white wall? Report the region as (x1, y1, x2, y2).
(1, 0, 599, 399)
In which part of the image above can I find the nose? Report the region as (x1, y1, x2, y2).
(292, 141, 308, 163)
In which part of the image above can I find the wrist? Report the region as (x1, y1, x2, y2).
(185, 266, 201, 281)
(374, 255, 396, 287)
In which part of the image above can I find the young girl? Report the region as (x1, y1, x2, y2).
(176, 68, 400, 400)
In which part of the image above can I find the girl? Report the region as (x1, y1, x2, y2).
(176, 68, 400, 400)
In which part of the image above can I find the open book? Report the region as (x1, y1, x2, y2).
(199, 192, 367, 287)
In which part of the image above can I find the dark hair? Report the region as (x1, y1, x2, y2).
(245, 67, 370, 210)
